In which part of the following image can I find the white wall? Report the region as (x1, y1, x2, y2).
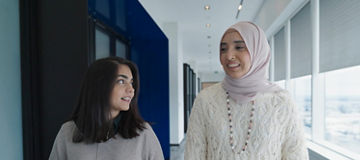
(199, 71, 225, 83)
(254, 0, 291, 31)
(0, 0, 23, 159)
(162, 22, 184, 144)
(255, 0, 308, 38)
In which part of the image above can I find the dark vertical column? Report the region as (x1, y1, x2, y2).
(20, 0, 41, 159)
(192, 72, 196, 110)
(183, 64, 188, 133)
(21, 0, 89, 159)
(38, 0, 89, 159)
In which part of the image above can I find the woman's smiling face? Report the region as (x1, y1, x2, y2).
(110, 64, 135, 118)
(220, 29, 251, 79)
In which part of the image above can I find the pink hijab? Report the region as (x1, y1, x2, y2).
(222, 21, 281, 104)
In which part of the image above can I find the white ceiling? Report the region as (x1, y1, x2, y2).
(139, 0, 265, 75)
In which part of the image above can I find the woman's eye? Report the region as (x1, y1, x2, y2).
(235, 46, 244, 50)
(220, 48, 227, 52)
(117, 79, 125, 84)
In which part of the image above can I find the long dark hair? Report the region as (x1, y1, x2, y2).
(70, 57, 145, 143)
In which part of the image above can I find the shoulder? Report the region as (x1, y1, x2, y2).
(57, 121, 75, 133)
(60, 121, 77, 133)
(257, 89, 295, 109)
(139, 122, 157, 138)
(53, 121, 77, 143)
(137, 122, 161, 143)
(196, 82, 224, 103)
(142, 122, 154, 132)
(271, 89, 292, 103)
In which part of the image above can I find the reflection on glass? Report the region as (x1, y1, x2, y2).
(291, 75, 312, 134)
(116, 39, 126, 58)
(95, 28, 110, 60)
(324, 65, 360, 154)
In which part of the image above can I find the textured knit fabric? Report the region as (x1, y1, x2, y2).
(49, 121, 164, 160)
(184, 83, 309, 160)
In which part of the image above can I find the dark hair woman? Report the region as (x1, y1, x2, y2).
(49, 57, 164, 160)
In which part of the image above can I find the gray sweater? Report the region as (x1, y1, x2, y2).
(49, 121, 164, 160)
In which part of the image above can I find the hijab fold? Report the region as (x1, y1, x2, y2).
(222, 22, 281, 104)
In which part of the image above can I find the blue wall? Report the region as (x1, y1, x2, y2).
(88, 0, 170, 158)
(0, 0, 23, 159)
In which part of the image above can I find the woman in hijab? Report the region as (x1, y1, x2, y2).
(184, 22, 308, 160)
(49, 57, 164, 160)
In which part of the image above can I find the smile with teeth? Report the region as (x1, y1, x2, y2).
(227, 63, 240, 68)
(121, 97, 132, 102)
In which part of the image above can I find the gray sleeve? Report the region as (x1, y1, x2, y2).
(49, 125, 67, 160)
(142, 123, 165, 160)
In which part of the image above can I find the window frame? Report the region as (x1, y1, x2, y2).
(88, 16, 130, 64)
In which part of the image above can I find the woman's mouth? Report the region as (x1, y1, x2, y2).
(227, 63, 240, 70)
(121, 97, 132, 102)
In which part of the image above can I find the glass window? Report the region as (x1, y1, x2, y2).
(116, 39, 126, 58)
(323, 65, 360, 155)
(290, 2, 311, 78)
(115, 0, 126, 31)
(291, 75, 312, 134)
(274, 27, 286, 81)
(95, 0, 110, 18)
(320, 0, 360, 73)
(95, 28, 110, 60)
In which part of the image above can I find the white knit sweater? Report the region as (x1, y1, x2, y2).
(184, 83, 309, 160)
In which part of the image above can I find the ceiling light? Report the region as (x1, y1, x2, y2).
(236, 0, 244, 19)
(206, 24, 211, 28)
(204, 5, 210, 10)
(207, 35, 211, 39)
(238, 4, 243, 10)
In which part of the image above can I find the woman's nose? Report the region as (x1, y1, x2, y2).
(126, 84, 134, 93)
(226, 51, 235, 60)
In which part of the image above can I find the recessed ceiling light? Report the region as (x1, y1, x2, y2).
(206, 24, 211, 28)
(238, 5, 243, 10)
(204, 5, 210, 10)
(236, 0, 244, 19)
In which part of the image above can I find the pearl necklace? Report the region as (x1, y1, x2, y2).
(226, 92, 255, 154)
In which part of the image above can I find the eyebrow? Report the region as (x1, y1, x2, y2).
(221, 40, 245, 46)
(234, 40, 245, 44)
(117, 74, 132, 80)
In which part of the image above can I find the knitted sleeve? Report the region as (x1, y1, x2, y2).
(184, 94, 208, 160)
(281, 95, 309, 160)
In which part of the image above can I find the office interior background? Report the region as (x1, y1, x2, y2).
(0, 0, 359, 159)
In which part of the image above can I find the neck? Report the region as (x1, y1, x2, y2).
(110, 110, 120, 119)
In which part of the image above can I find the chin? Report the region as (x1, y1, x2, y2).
(121, 106, 130, 111)
(226, 72, 244, 79)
